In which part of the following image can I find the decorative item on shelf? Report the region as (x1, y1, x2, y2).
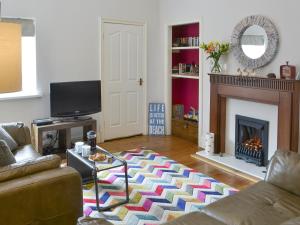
(200, 41, 230, 73)
(172, 38, 180, 47)
(184, 107, 198, 122)
(186, 64, 192, 73)
(194, 64, 199, 74)
(175, 63, 199, 76)
(173, 36, 199, 47)
(267, 73, 276, 79)
(172, 104, 184, 119)
(172, 65, 179, 74)
(204, 132, 214, 155)
(179, 63, 186, 74)
(280, 61, 296, 80)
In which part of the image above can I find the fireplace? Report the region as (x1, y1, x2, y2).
(235, 115, 269, 167)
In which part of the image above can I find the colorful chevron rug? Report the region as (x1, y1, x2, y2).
(83, 149, 238, 225)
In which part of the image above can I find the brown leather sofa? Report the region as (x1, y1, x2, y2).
(162, 150, 300, 225)
(0, 123, 83, 225)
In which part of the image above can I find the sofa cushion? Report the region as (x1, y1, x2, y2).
(281, 217, 300, 225)
(265, 149, 300, 196)
(0, 140, 16, 167)
(161, 212, 226, 225)
(0, 127, 18, 151)
(13, 144, 41, 162)
(1, 122, 32, 146)
(0, 154, 61, 182)
(202, 181, 300, 225)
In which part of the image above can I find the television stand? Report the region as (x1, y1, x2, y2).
(31, 119, 97, 155)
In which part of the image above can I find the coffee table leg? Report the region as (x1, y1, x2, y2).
(124, 162, 129, 202)
(93, 170, 100, 211)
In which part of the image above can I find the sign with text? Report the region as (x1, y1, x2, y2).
(148, 103, 166, 136)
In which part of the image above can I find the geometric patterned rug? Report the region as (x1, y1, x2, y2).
(83, 149, 238, 225)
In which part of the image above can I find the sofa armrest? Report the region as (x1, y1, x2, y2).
(265, 149, 300, 196)
(0, 155, 61, 182)
(1, 122, 31, 146)
(0, 167, 82, 225)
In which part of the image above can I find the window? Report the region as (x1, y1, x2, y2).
(0, 18, 38, 99)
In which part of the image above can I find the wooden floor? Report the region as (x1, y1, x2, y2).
(99, 135, 254, 190)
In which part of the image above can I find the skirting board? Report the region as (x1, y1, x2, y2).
(191, 153, 261, 183)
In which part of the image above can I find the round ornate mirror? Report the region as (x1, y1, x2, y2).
(231, 15, 279, 69)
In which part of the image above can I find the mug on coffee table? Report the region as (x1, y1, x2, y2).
(75, 141, 84, 154)
(82, 145, 91, 157)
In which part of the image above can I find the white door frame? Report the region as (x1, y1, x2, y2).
(99, 17, 148, 143)
(164, 18, 204, 147)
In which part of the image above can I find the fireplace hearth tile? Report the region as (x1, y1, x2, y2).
(196, 150, 267, 180)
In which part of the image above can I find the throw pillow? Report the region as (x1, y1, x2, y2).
(0, 140, 16, 167)
(0, 127, 18, 151)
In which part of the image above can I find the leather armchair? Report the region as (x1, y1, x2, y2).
(0, 123, 83, 225)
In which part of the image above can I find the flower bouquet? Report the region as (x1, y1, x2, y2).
(200, 41, 230, 73)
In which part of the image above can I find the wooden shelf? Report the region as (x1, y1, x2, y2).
(172, 46, 199, 50)
(171, 74, 199, 79)
(31, 119, 97, 155)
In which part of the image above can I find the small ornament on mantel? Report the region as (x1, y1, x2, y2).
(267, 73, 276, 79)
(237, 68, 256, 76)
(280, 61, 296, 80)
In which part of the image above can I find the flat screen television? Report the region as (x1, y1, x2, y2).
(50, 80, 101, 118)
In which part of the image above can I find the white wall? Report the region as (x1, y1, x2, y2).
(158, 0, 300, 151)
(0, 0, 159, 135)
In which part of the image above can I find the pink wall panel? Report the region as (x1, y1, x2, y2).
(172, 23, 199, 39)
(172, 78, 199, 113)
(172, 49, 199, 67)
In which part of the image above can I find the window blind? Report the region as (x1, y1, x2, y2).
(0, 22, 22, 93)
(1, 18, 35, 37)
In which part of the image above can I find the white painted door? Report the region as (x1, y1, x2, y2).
(103, 22, 145, 140)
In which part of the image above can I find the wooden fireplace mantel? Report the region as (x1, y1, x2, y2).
(209, 73, 300, 153)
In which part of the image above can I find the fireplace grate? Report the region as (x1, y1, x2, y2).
(235, 145, 264, 166)
(235, 115, 269, 167)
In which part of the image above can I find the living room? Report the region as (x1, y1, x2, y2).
(0, 0, 299, 225)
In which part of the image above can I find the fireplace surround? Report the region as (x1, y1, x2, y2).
(235, 115, 269, 166)
(209, 74, 300, 154)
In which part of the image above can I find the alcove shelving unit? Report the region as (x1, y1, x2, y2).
(168, 22, 201, 144)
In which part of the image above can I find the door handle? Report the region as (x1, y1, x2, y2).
(139, 78, 144, 86)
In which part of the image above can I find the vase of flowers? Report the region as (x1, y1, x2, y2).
(200, 41, 230, 73)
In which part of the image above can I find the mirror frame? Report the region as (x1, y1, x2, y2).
(231, 15, 279, 69)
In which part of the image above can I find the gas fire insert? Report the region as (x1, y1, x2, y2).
(235, 115, 269, 167)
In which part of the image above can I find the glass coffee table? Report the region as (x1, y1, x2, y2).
(66, 146, 129, 211)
